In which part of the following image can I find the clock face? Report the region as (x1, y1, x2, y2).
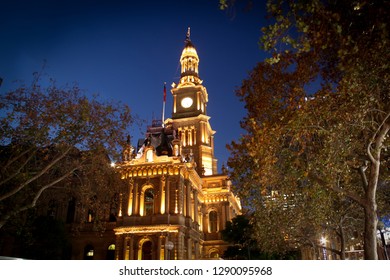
(181, 97, 193, 108)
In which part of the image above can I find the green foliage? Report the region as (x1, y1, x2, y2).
(221, 214, 300, 259)
(222, 214, 252, 245)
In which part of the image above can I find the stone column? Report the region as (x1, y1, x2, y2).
(123, 236, 129, 260)
(129, 236, 134, 260)
(187, 237, 192, 260)
(177, 231, 185, 260)
(186, 183, 191, 218)
(193, 128, 197, 145)
(178, 178, 184, 215)
(229, 204, 234, 221)
(127, 180, 133, 216)
(193, 189, 198, 223)
(157, 235, 162, 260)
(115, 235, 123, 260)
(159, 177, 165, 214)
(204, 212, 209, 233)
(132, 183, 139, 215)
(194, 241, 200, 259)
(221, 202, 226, 230)
(154, 183, 160, 215)
(165, 177, 170, 215)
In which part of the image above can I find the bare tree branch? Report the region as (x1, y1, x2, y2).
(0, 148, 38, 186)
(0, 146, 72, 202)
(0, 165, 79, 229)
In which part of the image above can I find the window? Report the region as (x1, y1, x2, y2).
(146, 149, 154, 162)
(87, 209, 94, 223)
(210, 250, 219, 259)
(144, 188, 154, 216)
(209, 210, 218, 233)
(106, 244, 115, 260)
(141, 241, 153, 260)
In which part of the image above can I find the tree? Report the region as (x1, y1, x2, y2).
(222, 214, 268, 259)
(221, 214, 255, 259)
(0, 73, 133, 230)
(226, 0, 389, 259)
(17, 215, 71, 260)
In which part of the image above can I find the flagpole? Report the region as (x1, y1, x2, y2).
(162, 82, 166, 127)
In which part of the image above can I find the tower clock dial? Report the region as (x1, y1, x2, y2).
(181, 97, 193, 108)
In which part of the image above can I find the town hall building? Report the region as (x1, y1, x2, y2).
(112, 30, 242, 260)
(0, 30, 241, 260)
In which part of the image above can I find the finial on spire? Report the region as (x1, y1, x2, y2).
(186, 27, 191, 41)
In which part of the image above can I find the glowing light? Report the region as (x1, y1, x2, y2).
(320, 236, 327, 245)
(86, 250, 94, 257)
(128, 192, 133, 216)
(110, 162, 116, 167)
(160, 193, 165, 214)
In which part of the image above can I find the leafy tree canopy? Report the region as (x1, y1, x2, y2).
(0, 73, 134, 229)
(226, 0, 389, 259)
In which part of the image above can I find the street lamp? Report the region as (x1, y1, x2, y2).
(166, 241, 174, 260)
(320, 236, 328, 260)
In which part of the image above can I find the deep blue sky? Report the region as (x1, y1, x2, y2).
(0, 0, 269, 172)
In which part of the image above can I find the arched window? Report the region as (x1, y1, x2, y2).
(141, 241, 153, 260)
(87, 209, 94, 223)
(209, 249, 219, 259)
(144, 188, 154, 216)
(84, 244, 94, 260)
(209, 210, 218, 233)
(106, 244, 115, 260)
(146, 149, 154, 162)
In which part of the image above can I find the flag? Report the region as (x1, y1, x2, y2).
(163, 82, 167, 102)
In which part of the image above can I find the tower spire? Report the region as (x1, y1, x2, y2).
(162, 82, 166, 127)
(178, 27, 201, 86)
(186, 27, 191, 42)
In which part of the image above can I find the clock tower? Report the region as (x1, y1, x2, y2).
(168, 28, 217, 176)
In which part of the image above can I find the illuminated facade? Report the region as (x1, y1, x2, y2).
(113, 30, 241, 260)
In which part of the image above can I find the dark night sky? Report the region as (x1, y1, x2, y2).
(0, 0, 269, 171)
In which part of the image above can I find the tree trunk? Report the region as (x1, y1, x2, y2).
(339, 225, 346, 260)
(363, 120, 389, 259)
(363, 203, 378, 260)
(363, 157, 379, 260)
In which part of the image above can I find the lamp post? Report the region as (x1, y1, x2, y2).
(166, 241, 174, 260)
(320, 236, 328, 260)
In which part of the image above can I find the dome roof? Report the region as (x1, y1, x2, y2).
(177, 27, 202, 86)
(180, 39, 198, 61)
(180, 27, 198, 61)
